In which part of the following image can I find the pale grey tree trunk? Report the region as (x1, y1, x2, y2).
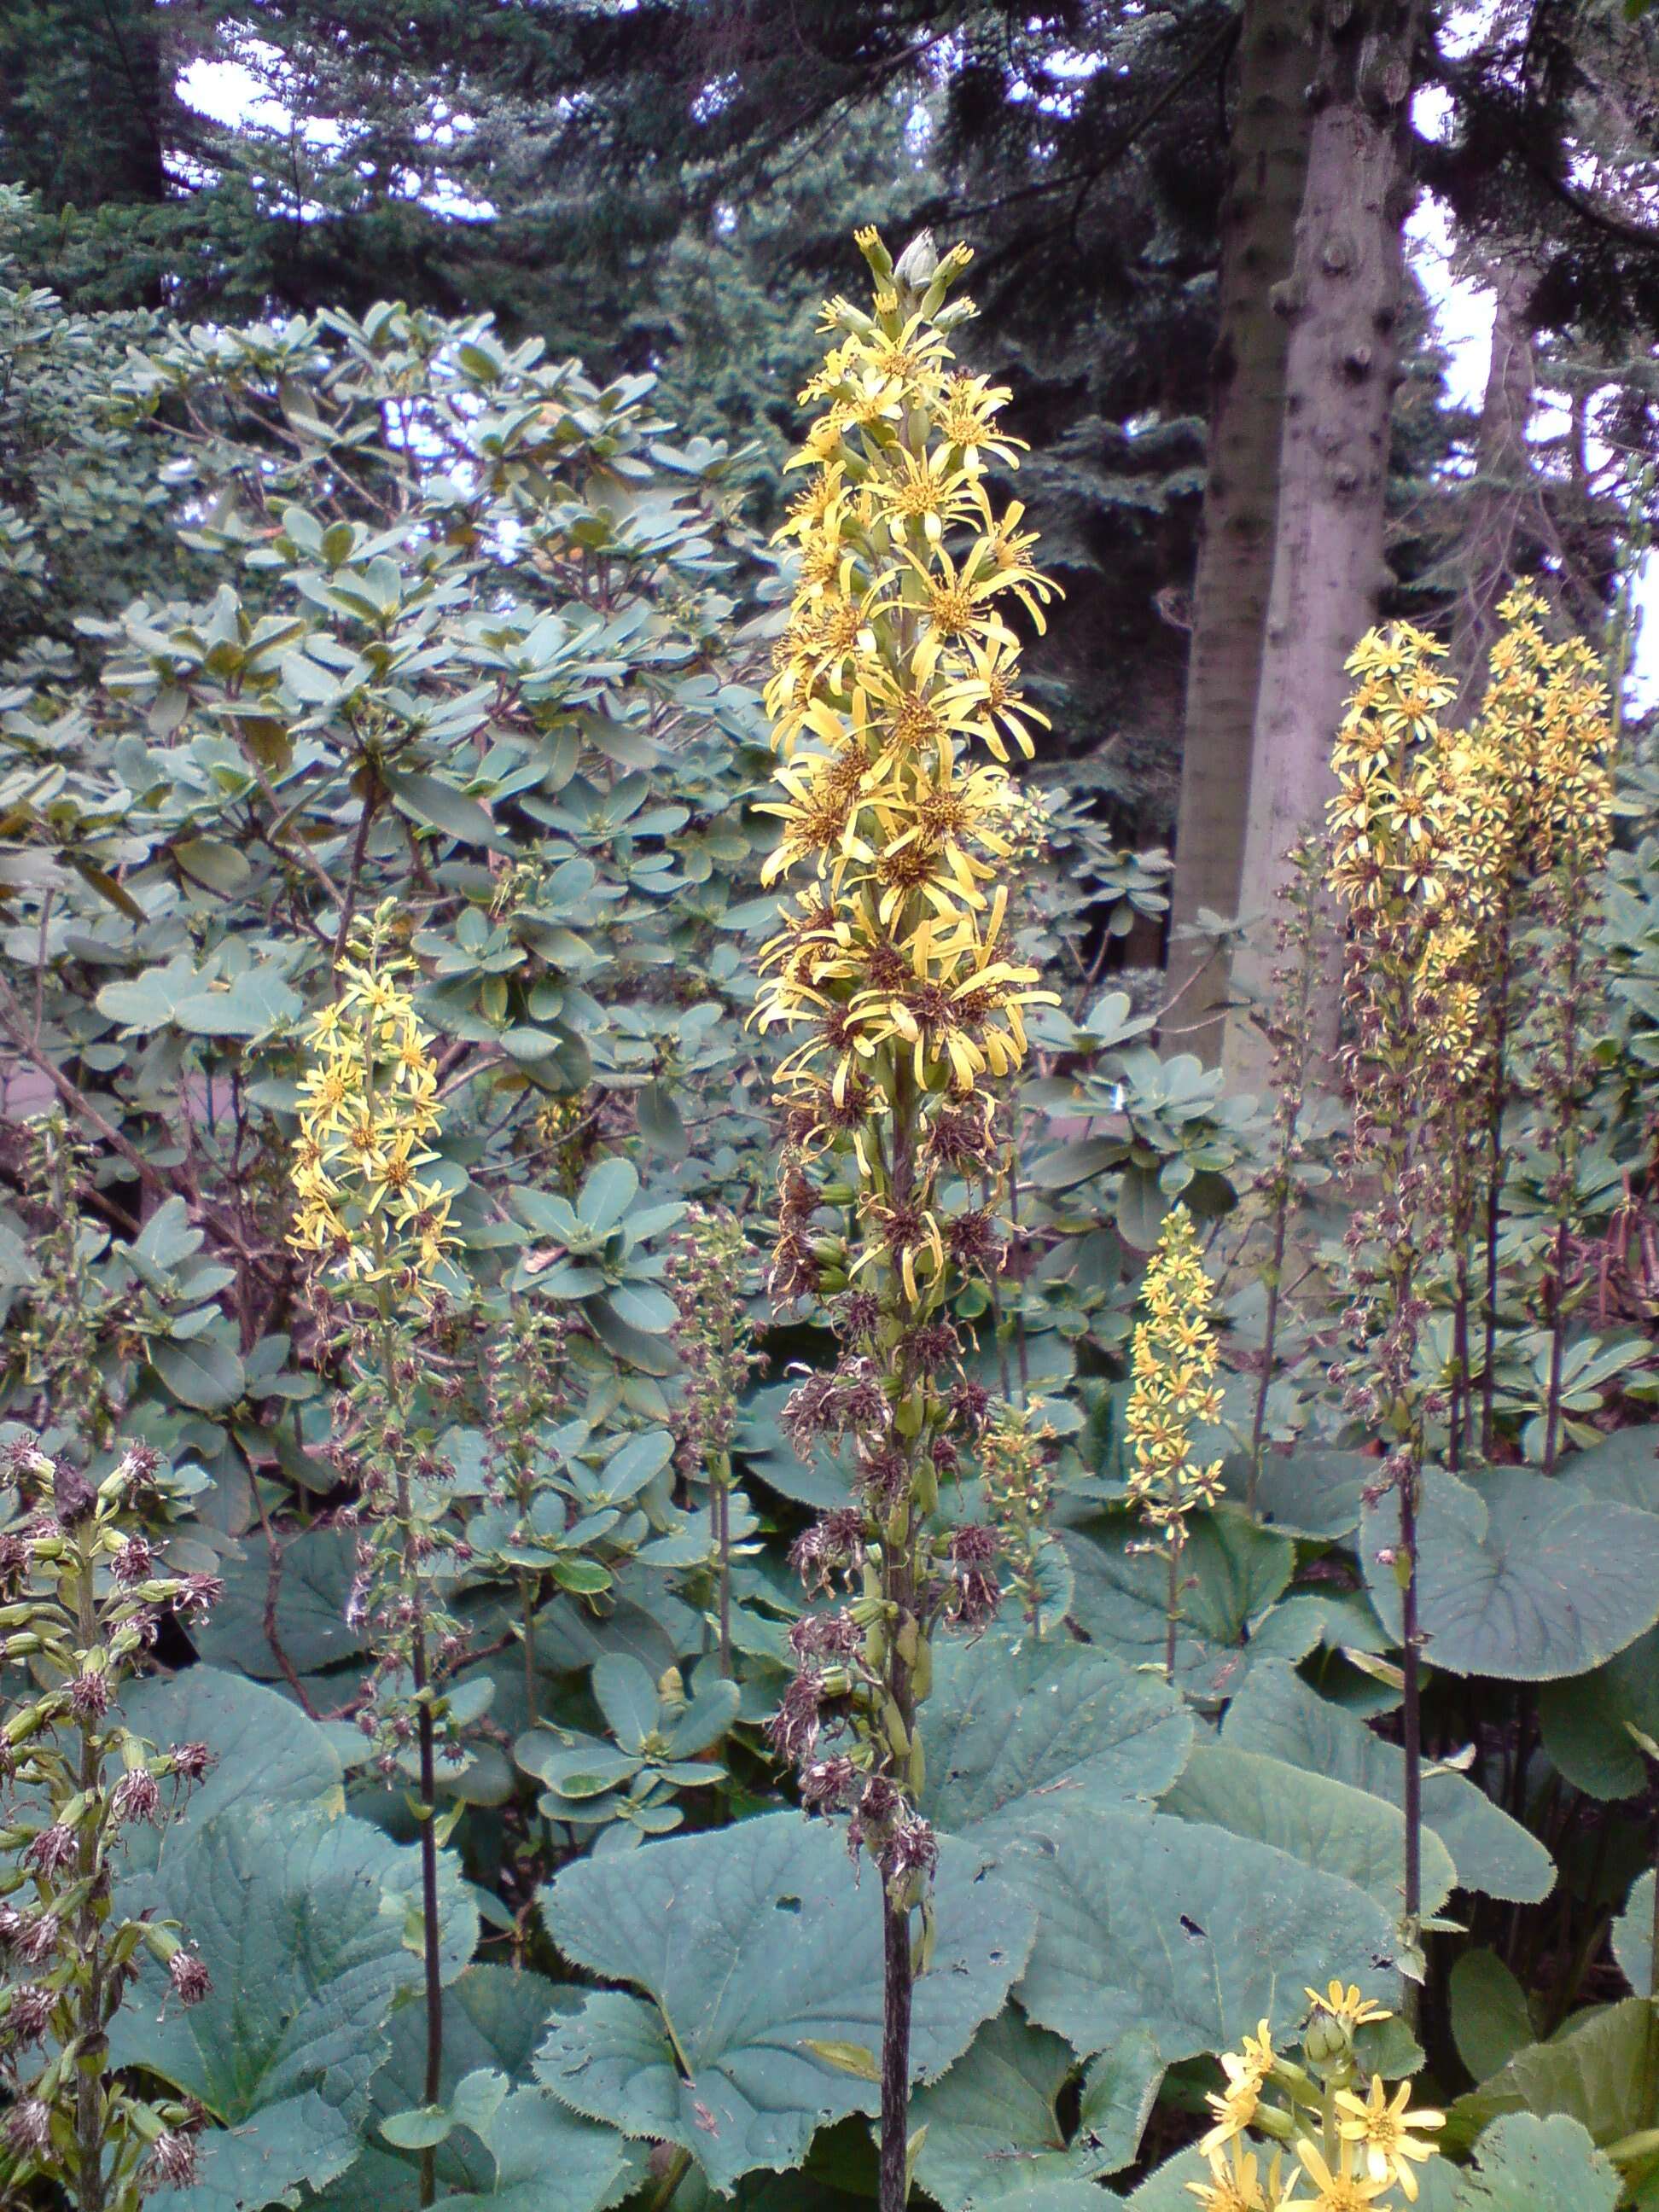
(1168, 0, 1315, 1057)
(1221, 0, 1424, 1091)
(1448, 259, 1540, 705)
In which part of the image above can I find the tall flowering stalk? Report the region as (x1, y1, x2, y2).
(481, 1304, 574, 1729)
(667, 1206, 761, 1677)
(1326, 624, 1465, 2000)
(1126, 1205, 1225, 1683)
(1417, 702, 1521, 1470)
(756, 225, 1056, 2212)
(981, 1400, 1057, 1638)
(1459, 594, 1562, 1455)
(1244, 836, 1332, 1513)
(11, 1119, 120, 1458)
(0, 1440, 219, 2209)
(288, 903, 462, 2212)
(1510, 610, 1615, 1472)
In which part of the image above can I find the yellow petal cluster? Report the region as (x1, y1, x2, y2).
(1190, 1994, 1443, 2212)
(1328, 624, 1463, 920)
(1330, 593, 1615, 1095)
(1126, 1203, 1225, 1542)
(288, 905, 456, 1297)
(756, 228, 1060, 1131)
(1329, 624, 1500, 1083)
(1481, 583, 1615, 876)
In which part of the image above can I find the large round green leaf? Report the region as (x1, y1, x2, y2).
(1554, 1426, 1659, 1516)
(1361, 1470, 1659, 1681)
(303, 1967, 625, 2212)
(1161, 1740, 1458, 1917)
(535, 1812, 1036, 2195)
(193, 1526, 365, 1679)
(1456, 2113, 1621, 2212)
(1539, 1625, 1659, 1801)
(112, 1804, 474, 2210)
(1004, 1805, 1396, 2063)
(1062, 1511, 1302, 1703)
(1220, 1447, 1374, 1540)
(911, 2010, 1158, 2210)
(921, 1631, 1192, 1842)
(1450, 1997, 1658, 2152)
(119, 1663, 343, 1838)
(1613, 1868, 1657, 1997)
(1222, 1660, 1553, 1905)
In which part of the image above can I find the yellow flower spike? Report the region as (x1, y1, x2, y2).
(288, 903, 456, 1304)
(1126, 1203, 1224, 1677)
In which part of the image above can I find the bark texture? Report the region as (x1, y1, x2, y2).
(1222, 0, 1424, 1091)
(1168, 0, 1316, 1053)
(1448, 259, 1541, 705)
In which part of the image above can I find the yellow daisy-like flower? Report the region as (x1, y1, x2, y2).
(1280, 2136, 1392, 2212)
(1186, 2138, 1280, 2212)
(1334, 2075, 1444, 2202)
(1304, 1982, 1392, 2031)
(1200, 2048, 1266, 2158)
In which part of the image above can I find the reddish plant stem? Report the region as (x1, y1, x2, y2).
(410, 1617, 445, 2209)
(879, 1890, 915, 2211)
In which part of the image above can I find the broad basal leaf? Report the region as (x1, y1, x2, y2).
(1539, 1624, 1659, 1801)
(1221, 1661, 1553, 1904)
(194, 1525, 365, 1679)
(911, 2011, 1159, 2210)
(1613, 1868, 1656, 1996)
(975, 2186, 1127, 2212)
(304, 1966, 625, 2211)
(1161, 1741, 1458, 1917)
(1456, 2112, 1621, 2212)
(921, 1631, 1191, 1842)
(1004, 1805, 1396, 2064)
(438, 2087, 636, 2210)
(536, 1811, 1036, 2194)
(118, 1664, 343, 1852)
(112, 1804, 473, 2210)
(1062, 1511, 1304, 1703)
(1361, 1470, 1659, 1681)
(1448, 1951, 1535, 2085)
(1221, 1447, 1374, 1540)
(1450, 1998, 1658, 2152)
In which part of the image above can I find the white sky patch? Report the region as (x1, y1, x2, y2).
(1409, 187, 1656, 707)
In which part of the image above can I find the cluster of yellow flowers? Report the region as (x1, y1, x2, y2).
(1328, 623, 1479, 1071)
(1330, 592, 1615, 1090)
(1190, 1984, 1443, 2212)
(1480, 584, 1615, 876)
(288, 905, 456, 1296)
(756, 225, 1058, 1157)
(1126, 1206, 1225, 1536)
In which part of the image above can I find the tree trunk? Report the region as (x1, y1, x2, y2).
(1448, 259, 1540, 705)
(1221, 0, 1424, 1091)
(1167, 0, 1316, 1055)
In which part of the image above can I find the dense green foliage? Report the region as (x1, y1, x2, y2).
(0, 239, 1656, 2210)
(3, 5, 1659, 2209)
